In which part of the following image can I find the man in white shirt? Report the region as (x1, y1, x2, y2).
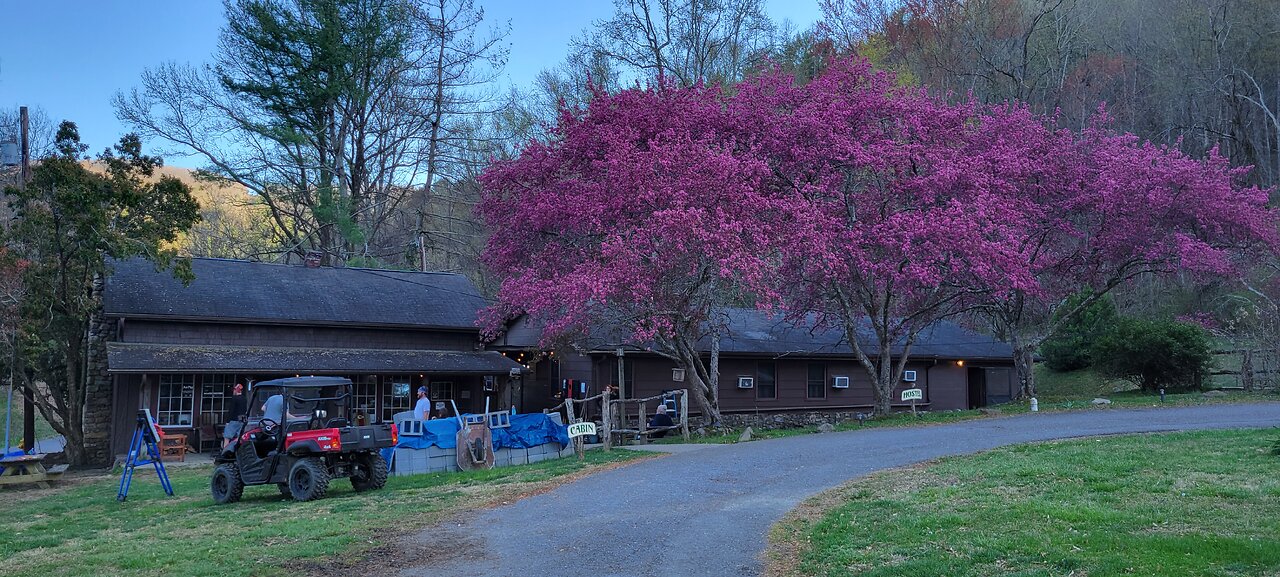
(413, 385, 431, 421)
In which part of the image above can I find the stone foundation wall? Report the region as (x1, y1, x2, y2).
(718, 409, 880, 430)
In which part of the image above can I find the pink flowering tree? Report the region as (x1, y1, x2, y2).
(977, 111, 1279, 398)
(752, 59, 1041, 416)
(478, 83, 782, 423)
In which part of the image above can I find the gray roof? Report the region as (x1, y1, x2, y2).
(708, 309, 1013, 361)
(503, 308, 1012, 361)
(104, 258, 487, 330)
(107, 343, 522, 374)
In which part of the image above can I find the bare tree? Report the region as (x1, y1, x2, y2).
(574, 0, 776, 87)
(116, 0, 509, 267)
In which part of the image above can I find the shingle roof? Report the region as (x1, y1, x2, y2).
(103, 258, 487, 330)
(517, 308, 1012, 361)
(710, 309, 1013, 360)
(107, 343, 522, 374)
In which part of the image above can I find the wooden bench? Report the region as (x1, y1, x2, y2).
(0, 454, 63, 488)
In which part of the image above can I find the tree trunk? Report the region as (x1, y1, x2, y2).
(708, 328, 721, 419)
(1012, 336, 1037, 399)
(63, 334, 88, 465)
(872, 347, 893, 416)
(1241, 348, 1255, 392)
(681, 352, 722, 425)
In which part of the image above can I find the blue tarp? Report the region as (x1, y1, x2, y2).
(395, 413, 569, 451)
(0, 448, 25, 475)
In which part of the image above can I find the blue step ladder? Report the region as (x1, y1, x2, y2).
(117, 410, 174, 502)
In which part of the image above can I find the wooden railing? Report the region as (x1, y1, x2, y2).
(545, 388, 691, 452)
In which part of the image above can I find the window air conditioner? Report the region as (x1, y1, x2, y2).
(903, 370, 917, 382)
(737, 376, 754, 389)
(832, 376, 850, 389)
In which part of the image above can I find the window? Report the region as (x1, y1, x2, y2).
(200, 374, 236, 425)
(807, 363, 826, 399)
(157, 374, 196, 427)
(756, 362, 776, 400)
(382, 375, 412, 422)
(431, 380, 456, 400)
(353, 375, 378, 423)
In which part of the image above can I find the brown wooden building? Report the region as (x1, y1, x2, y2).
(493, 309, 1017, 421)
(100, 257, 521, 457)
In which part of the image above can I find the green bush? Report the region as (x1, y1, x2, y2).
(1092, 317, 1211, 392)
(1041, 293, 1117, 372)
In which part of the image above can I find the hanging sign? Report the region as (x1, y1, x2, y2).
(567, 422, 597, 438)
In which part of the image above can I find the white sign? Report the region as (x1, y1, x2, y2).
(901, 388, 923, 401)
(567, 422, 597, 438)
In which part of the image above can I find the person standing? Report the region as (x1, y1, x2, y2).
(414, 385, 431, 421)
(222, 383, 248, 449)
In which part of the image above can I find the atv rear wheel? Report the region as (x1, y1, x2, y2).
(350, 452, 388, 492)
(288, 457, 330, 502)
(211, 464, 244, 504)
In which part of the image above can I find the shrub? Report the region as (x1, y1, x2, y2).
(1040, 293, 1117, 372)
(1091, 317, 1211, 392)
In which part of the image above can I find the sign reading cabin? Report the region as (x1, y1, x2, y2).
(567, 422, 597, 438)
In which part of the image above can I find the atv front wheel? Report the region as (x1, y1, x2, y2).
(350, 452, 388, 492)
(211, 464, 244, 504)
(288, 457, 331, 502)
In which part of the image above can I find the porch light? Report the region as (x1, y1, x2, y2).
(956, 360, 964, 367)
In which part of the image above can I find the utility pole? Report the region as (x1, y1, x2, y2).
(19, 106, 29, 183)
(18, 106, 33, 453)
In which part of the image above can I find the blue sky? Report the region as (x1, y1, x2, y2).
(0, 1, 821, 167)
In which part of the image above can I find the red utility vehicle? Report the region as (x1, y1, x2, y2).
(211, 377, 397, 503)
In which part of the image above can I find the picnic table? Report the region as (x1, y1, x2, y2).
(0, 454, 67, 488)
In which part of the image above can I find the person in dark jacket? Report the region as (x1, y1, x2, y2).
(648, 405, 674, 438)
(222, 383, 248, 449)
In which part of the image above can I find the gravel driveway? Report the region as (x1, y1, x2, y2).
(399, 403, 1280, 577)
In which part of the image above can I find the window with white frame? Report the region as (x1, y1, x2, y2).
(157, 374, 196, 427)
(200, 374, 236, 425)
(382, 375, 412, 422)
(353, 375, 378, 422)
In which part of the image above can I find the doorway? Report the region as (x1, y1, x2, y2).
(967, 367, 986, 409)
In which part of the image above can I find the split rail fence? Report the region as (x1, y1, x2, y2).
(545, 388, 690, 454)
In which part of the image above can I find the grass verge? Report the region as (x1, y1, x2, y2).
(767, 428, 1280, 577)
(0, 448, 650, 577)
(653, 370, 1278, 446)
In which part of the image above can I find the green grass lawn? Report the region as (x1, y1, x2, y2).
(652, 368, 1278, 446)
(0, 385, 58, 446)
(0, 448, 648, 577)
(768, 428, 1280, 577)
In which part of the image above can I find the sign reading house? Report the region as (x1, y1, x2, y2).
(567, 422, 597, 438)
